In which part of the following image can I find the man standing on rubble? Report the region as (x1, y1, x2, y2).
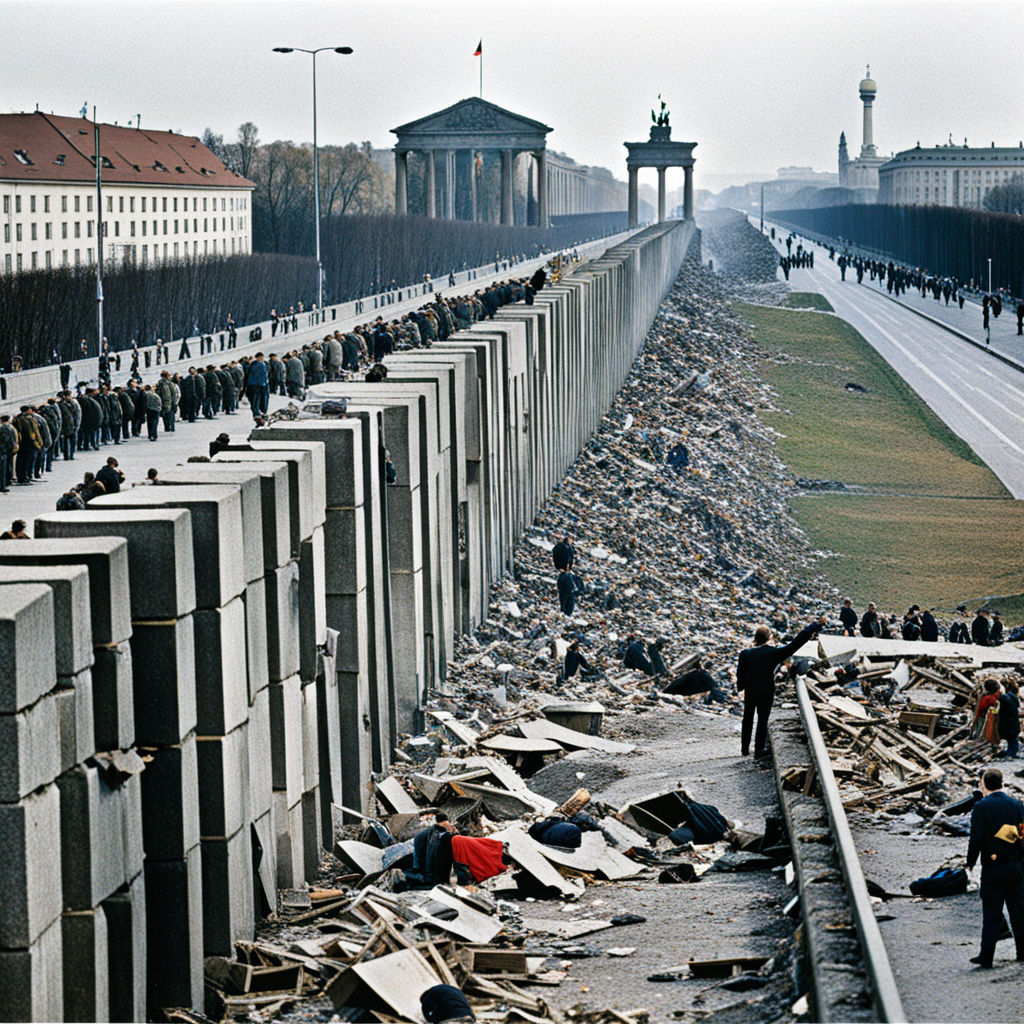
(557, 568, 576, 616)
(839, 598, 858, 636)
(972, 609, 992, 647)
(859, 602, 880, 638)
(965, 768, 1024, 968)
(736, 620, 821, 758)
(552, 535, 576, 572)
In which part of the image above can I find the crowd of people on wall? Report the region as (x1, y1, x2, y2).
(0, 269, 548, 497)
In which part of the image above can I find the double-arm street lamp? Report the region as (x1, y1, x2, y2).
(273, 45, 353, 312)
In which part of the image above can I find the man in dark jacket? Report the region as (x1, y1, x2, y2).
(859, 602, 879, 637)
(920, 608, 939, 643)
(179, 368, 199, 423)
(965, 768, 1024, 968)
(95, 456, 123, 494)
(552, 536, 576, 572)
(990, 612, 1004, 646)
(116, 387, 134, 441)
(972, 609, 991, 647)
(838, 598, 857, 635)
(129, 382, 147, 437)
(950, 605, 972, 645)
(557, 569, 575, 616)
(203, 366, 222, 418)
(623, 635, 655, 675)
(736, 620, 821, 757)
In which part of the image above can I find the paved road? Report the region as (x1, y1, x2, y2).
(763, 227, 1024, 499)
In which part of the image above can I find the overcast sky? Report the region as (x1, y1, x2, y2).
(3, 0, 1021, 191)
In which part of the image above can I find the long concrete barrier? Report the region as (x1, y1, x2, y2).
(0, 219, 695, 1020)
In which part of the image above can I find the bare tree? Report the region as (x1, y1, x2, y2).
(235, 122, 260, 180)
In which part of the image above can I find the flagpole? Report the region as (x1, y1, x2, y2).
(479, 50, 483, 98)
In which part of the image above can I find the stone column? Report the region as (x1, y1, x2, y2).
(446, 150, 456, 219)
(470, 150, 478, 222)
(657, 167, 666, 222)
(536, 150, 548, 227)
(500, 149, 514, 225)
(684, 165, 694, 220)
(628, 166, 639, 228)
(394, 151, 407, 216)
(426, 150, 436, 218)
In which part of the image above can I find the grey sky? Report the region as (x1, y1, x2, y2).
(3, 0, 1021, 191)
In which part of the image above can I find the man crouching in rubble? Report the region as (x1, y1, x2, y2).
(736, 619, 821, 758)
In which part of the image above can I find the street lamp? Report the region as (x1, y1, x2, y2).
(273, 45, 353, 313)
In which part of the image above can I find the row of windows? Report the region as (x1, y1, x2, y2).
(3, 217, 247, 244)
(2, 192, 249, 216)
(2, 236, 249, 272)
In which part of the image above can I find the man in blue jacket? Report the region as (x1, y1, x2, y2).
(246, 352, 270, 419)
(736, 619, 820, 757)
(966, 768, 1024, 968)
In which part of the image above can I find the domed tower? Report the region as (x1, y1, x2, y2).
(859, 66, 877, 157)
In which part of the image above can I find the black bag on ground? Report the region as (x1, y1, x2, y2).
(681, 801, 729, 844)
(909, 867, 968, 897)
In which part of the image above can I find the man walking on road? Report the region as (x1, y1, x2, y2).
(736, 619, 821, 758)
(965, 768, 1024, 968)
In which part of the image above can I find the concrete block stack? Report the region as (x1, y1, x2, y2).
(0, 540, 146, 1023)
(0, 584, 64, 1022)
(35, 507, 204, 1017)
(79, 486, 257, 963)
(212, 445, 324, 884)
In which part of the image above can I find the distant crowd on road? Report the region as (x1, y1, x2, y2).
(0, 270, 548, 497)
(828, 596, 1011, 646)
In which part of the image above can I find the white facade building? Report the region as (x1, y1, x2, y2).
(878, 143, 1024, 208)
(1, 112, 254, 274)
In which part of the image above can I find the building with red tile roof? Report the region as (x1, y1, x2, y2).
(1, 112, 255, 273)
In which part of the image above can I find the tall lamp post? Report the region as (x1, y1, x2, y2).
(273, 45, 353, 313)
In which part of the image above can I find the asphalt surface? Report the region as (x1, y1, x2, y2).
(522, 707, 799, 1023)
(762, 226, 1024, 499)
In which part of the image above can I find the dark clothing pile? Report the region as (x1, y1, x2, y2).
(421, 984, 475, 1023)
(528, 818, 582, 849)
(663, 668, 716, 696)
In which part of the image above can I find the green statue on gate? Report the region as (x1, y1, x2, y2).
(651, 94, 670, 128)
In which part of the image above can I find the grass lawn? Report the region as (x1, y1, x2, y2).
(781, 292, 833, 312)
(738, 300, 1023, 623)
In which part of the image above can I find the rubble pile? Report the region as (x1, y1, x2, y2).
(796, 648, 1023, 818)
(198, 252, 827, 1022)
(698, 210, 786, 301)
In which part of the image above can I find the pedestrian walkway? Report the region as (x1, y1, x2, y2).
(761, 220, 1024, 376)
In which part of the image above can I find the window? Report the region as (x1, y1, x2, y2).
(14, 150, 34, 166)
(74, 222, 80, 238)
(203, 198, 208, 211)
(173, 197, 177, 212)
(106, 196, 113, 212)
(2, 195, 8, 214)
(74, 195, 80, 213)
(4, 254, 10, 272)
(173, 243, 179, 258)
(222, 217, 226, 230)
(15, 196, 21, 213)
(87, 221, 93, 237)
(141, 197, 147, 213)
(16, 224, 22, 242)
(130, 221, 135, 237)
(203, 218, 208, 231)
(61, 223, 67, 239)
(16, 254, 22, 271)
(162, 197, 167, 212)
(163, 220, 167, 234)
(44, 196, 50, 213)
(87, 248, 93, 263)
(31, 252, 38, 268)
(61, 196, 67, 213)
(45, 223, 52, 240)
(141, 221, 146, 236)
(153, 220, 157, 234)
(163, 243, 167, 257)
(45, 251, 52, 268)
(30, 195, 36, 213)
(86, 195, 93, 212)
(114, 222, 120, 237)
(61, 250, 68, 265)
(142, 245, 147, 264)
(173, 219, 178, 234)
(2, 225, 7, 243)
(74, 249, 80, 265)
(31, 223, 37, 240)
(193, 218, 197, 232)
(221, 198, 226, 210)
(230, 217, 234, 230)
(129, 197, 135, 213)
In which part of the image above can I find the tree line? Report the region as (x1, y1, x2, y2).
(773, 203, 1024, 295)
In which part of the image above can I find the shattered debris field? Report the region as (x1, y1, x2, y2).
(743, 300, 1024, 617)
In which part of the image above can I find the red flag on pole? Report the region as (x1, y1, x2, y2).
(474, 39, 482, 56)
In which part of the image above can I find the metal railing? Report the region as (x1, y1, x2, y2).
(795, 675, 907, 1023)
